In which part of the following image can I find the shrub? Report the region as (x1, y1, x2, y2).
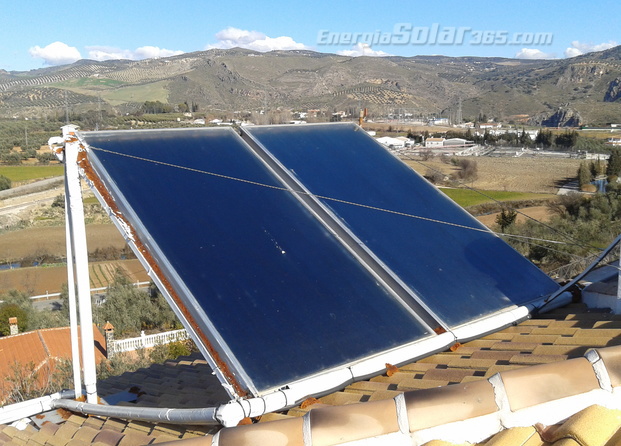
(0, 174, 10, 191)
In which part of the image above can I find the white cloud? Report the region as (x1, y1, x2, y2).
(564, 40, 618, 58)
(86, 45, 184, 61)
(207, 27, 310, 52)
(337, 43, 391, 57)
(29, 41, 82, 66)
(515, 48, 555, 60)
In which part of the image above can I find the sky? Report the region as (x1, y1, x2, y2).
(0, 0, 619, 72)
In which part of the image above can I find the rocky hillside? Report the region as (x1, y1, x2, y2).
(1, 46, 621, 125)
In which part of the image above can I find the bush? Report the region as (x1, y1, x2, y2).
(0, 174, 10, 191)
(580, 184, 597, 193)
(1, 152, 22, 165)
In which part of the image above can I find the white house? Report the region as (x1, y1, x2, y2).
(376, 136, 406, 148)
(425, 137, 445, 148)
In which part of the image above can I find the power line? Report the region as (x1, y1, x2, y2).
(88, 146, 586, 249)
(394, 149, 604, 254)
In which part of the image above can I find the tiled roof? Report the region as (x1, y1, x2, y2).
(0, 325, 107, 405)
(3, 304, 621, 445)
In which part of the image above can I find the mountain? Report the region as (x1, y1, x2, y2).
(1, 46, 621, 125)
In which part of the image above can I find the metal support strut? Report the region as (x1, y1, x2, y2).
(62, 125, 98, 404)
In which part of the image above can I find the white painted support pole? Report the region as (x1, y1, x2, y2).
(62, 125, 98, 404)
(64, 190, 82, 398)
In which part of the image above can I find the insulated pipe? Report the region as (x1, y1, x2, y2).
(62, 125, 98, 404)
(51, 398, 220, 425)
(0, 390, 76, 425)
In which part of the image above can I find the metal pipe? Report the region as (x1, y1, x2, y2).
(62, 125, 98, 404)
(64, 184, 82, 398)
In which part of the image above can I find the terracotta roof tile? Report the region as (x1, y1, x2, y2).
(71, 425, 101, 444)
(91, 429, 125, 446)
(45, 423, 79, 446)
(490, 341, 539, 352)
(481, 426, 541, 445)
(218, 417, 304, 446)
(532, 345, 590, 357)
(469, 350, 517, 362)
(422, 368, 477, 382)
(541, 405, 621, 445)
(319, 391, 365, 406)
(405, 380, 497, 432)
(501, 357, 600, 411)
(553, 336, 614, 347)
(508, 354, 568, 365)
(310, 399, 399, 446)
(531, 326, 579, 336)
(393, 378, 450, 390)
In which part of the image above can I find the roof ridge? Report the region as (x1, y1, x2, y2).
(37, 329, 51, 358)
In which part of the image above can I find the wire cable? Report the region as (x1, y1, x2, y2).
(394, 148, 604, 254)
(88, 146, 591, 250)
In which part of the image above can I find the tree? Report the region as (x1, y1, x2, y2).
(456, 159, 478, 182)
(535, 129, 553, 148)
(519, 129, 532, 146)
(93, 269, 181, 336)
(0, 304, 28, 335)
(606, 149, 621, 178)
(495, 208, 517, 233)
(0, 174, 10, 191)
(555, 130, 579, 150)
(578, 162, 593, 189)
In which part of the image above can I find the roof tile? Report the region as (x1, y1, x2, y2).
(480, 426, 540, 445)
(218, 417, 304, 446)
(592, 345, 621, 387)
(319, 392, 365, 406)
(71, 425, 100, 444)
(91, 428, 125, 446)
(310, 399, 399, 446)
(530, 327, 579, 336)
(393, 378, 450, 391)
(508, 354, 568, 365)
(500, 357, 600, 411)
(422, 368, 476, 382)
(553, 337, 613, 347)
(469, 350, 517, 362)
(490, 341, 538, 352)
(405, 380, 497, 432)
(532, 345, 590, 357)
(541, 405, 621, 445)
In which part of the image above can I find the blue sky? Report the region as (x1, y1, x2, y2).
(1, 0, 618, 72)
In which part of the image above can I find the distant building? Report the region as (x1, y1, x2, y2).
(425, 137, 445, 148)
(478, 122, 502, 129)
(376, 136, 406, 148)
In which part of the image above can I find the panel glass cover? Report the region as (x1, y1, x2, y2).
(83, 128, 432, 394)
(243, 123, 560, 327)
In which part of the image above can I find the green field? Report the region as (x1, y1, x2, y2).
(441, 188, 555, 207)
(0, 165, 63, 182)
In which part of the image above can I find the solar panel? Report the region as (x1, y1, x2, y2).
(242, 123, 559, 329)
(82, 128, 435, 396)
(79, 124, 560, 399)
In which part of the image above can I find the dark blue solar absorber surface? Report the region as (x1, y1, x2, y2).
(83, 128, 431, 394)
(244, 123, 560, 327)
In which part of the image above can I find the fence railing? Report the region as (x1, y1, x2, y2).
(110, 329, 189, 354)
